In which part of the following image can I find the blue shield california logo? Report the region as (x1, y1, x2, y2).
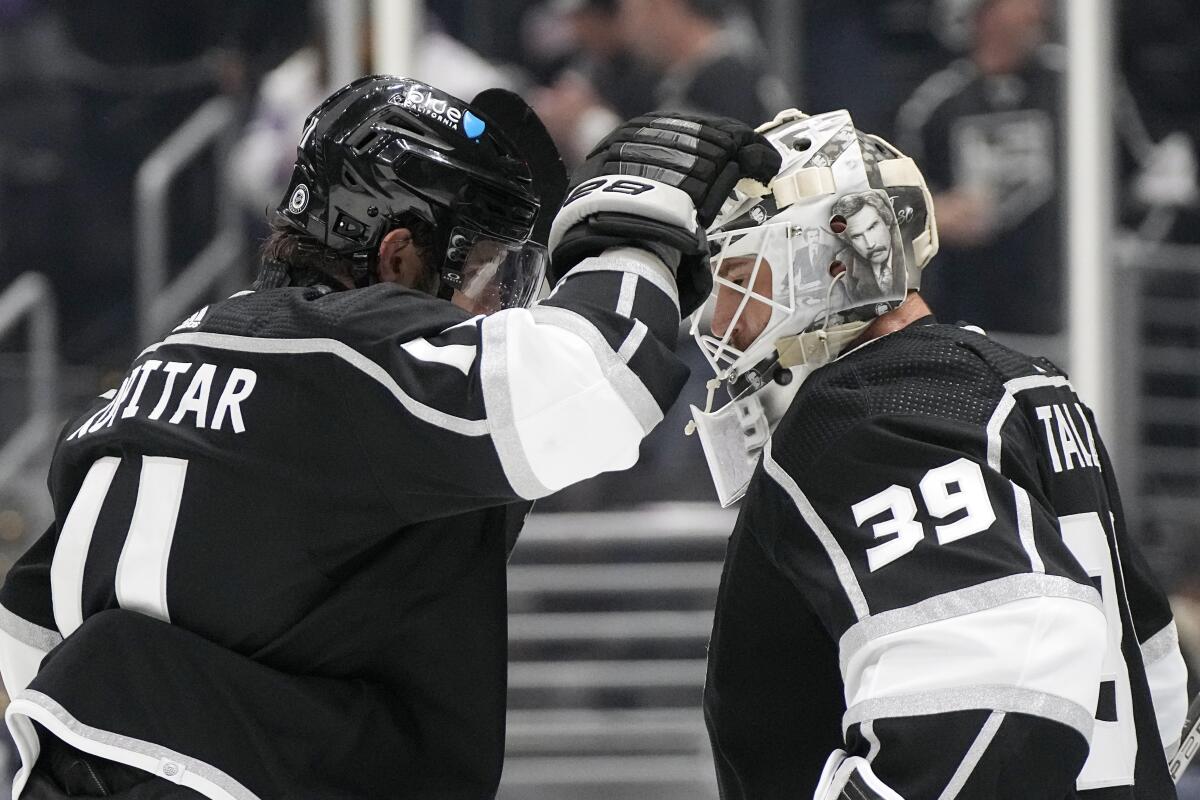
(463, 111, 486, 139)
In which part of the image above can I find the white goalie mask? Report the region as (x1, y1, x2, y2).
(688, 109, 939, 505)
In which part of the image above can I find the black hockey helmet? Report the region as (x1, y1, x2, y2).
(276, 75, 567, 310)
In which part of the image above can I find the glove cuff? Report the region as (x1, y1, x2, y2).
(548, 175, 700, 257)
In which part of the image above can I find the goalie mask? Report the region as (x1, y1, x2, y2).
(688, 108, 939, 505)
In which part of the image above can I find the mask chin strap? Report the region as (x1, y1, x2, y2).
(774, 272, 872, 369)
(684, 377, 727, 436)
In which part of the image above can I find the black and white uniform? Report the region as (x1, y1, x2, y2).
(704, 319, 1188, 799)
(0, 246, 688, 799)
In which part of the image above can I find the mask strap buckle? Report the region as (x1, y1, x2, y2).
(684, 376, 726, 436)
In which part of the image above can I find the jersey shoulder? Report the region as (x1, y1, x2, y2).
(777, 323, 1046, 469)
(189, 284, 470, 347)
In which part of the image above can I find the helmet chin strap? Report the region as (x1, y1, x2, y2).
(350, 251, 377, 289)
(683, 377, 727, 436)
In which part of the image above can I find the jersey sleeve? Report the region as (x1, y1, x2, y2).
(0, 527, 63, 697)
(346, 245, 690, 512)
(744, 412, 1108, 799)
(1090, 424, 1191, 758)
(1136, 614, 1189, 758)
(1115, 507, 1189, 756)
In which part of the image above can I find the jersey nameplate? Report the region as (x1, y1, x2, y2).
(67, 360, 258, 440)
(1034, 402, 1102, 474)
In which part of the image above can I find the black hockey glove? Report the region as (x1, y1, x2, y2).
(547, 113, 781, 317)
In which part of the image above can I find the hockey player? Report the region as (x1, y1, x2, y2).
(688, 108, 1189, 799)
(0, 76, 780, 799)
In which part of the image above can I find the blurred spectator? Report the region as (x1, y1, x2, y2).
(1118, 0, 1200, 243)
(533, 0, 785, 167)
(231, 13, 515, 236)
(619, 0, 783, 125)
(229, 47, 327, 224)
(896, 0, 1064, 346)
(0, 2, 74, 297)
(6, 1, 310, 365)
(529, 0, 658, 164)
(801, 0, 952, 139)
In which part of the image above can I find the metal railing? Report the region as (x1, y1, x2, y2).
(0, 272, 58, 491)
(1113, 239, 1200, 571)
(499, 504, 735, 800)
(135, 95, 244, 345)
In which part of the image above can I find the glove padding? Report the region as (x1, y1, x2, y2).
(548, 113, 782, 317)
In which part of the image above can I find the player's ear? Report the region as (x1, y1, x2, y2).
(377, 228, 416, 285)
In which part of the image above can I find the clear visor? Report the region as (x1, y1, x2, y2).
(447, 227, 548, 315)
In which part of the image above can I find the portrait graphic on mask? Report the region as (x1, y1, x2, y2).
(830, 189, 904, 303)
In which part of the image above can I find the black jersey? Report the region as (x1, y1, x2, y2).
(704, 320, 1188, 799)
(0, 247, 689, 799)
(895, 52, 1064, 334)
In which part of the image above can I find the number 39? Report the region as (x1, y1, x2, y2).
(851, 458, 996, 572)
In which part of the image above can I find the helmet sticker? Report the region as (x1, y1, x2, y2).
(463, 111, 487, 139)
(288, 184, 310, 214)
(806, 123, 858, 169)
(389, 86, 474, 134)
(829, 190, 904, 302)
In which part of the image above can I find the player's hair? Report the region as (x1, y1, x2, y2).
(830, 191, 897, 229)
(259, 213, 438, 291)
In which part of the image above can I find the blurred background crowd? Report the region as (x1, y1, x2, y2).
(1, 0, 1200, 796)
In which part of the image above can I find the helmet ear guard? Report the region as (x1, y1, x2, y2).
(875, 154, 939, 278)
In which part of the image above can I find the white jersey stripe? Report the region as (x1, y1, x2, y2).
(1140, 621, 1189, 754)
(141, 333, 490, 436)
(0, 629, 51, 698)
(481, 306, 654, 498)
(51, 457, 120, 637)
(986, 374, 1072, 471)
(763, 440, 871, 619)
(115, 457, 189, 624)
(1013, 484, 1045, 573)
(936, 712, 1005, 800)
(861, 720, 882, 762)
(7, 690, 258, 800)
(841, 596, 1107, 742)
(617, 321, 648, 363)
(844, 686, 1095, 744)
(0, 605, 62, 653)
(839, 573, 1103, 672)
(399, 338, 478, 376)
(616, 272, 638, 317)
(549, 247, 679, 312)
